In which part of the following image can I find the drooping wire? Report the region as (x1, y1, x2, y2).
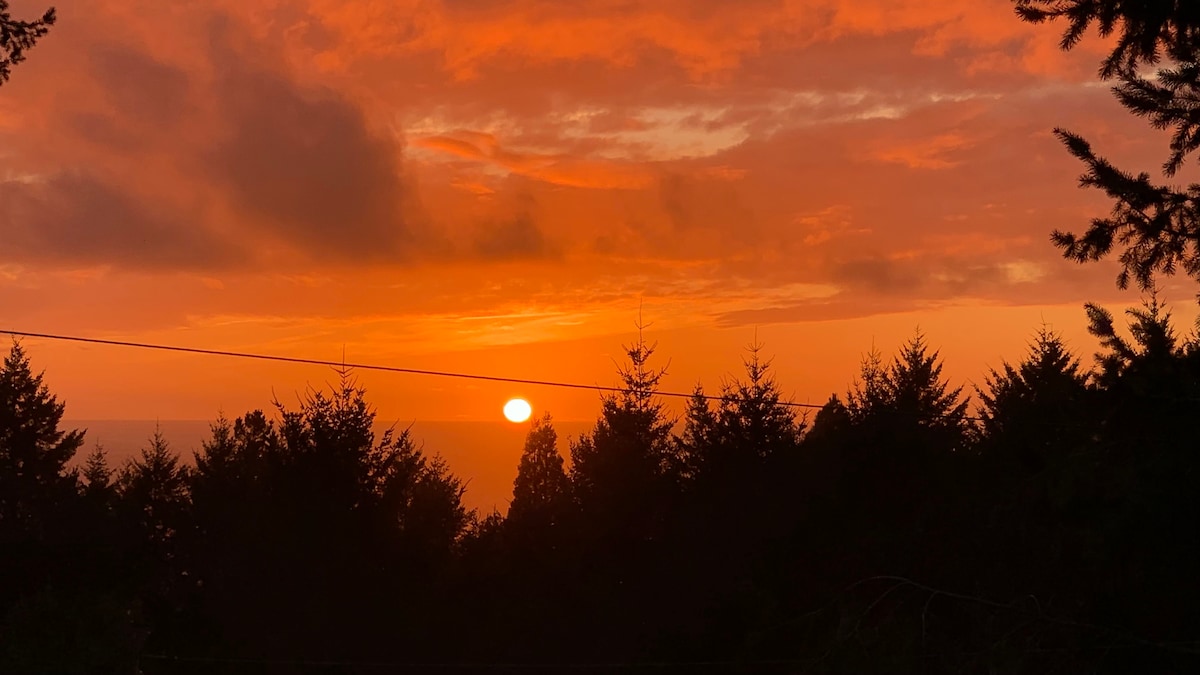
(0, 329, 828, 408)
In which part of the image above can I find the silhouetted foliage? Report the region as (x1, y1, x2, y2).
(0, 1, 54, 85)
(1015, 0, 1200, 288)
(847, 332, 970, 451)
(183, 368, 471, 661)
(0, 340, 84, 535)
(7, 313, 1200, 673)
(0, 342, 141, 674)
(685, 342, 803, 484)
(508, 412, 571, 539)
(81, 443, 114, 499)
(118, 428, 189, 550)
(0, 340, 85, 628)
(978, 328, 1092, 471)
(115, 428, 191, 640)
(570, 329, 677, 531)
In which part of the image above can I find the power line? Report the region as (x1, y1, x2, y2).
(139, 653, 811, 670)
(0, 328, 824, 411)
(1, 329, 1017, 423)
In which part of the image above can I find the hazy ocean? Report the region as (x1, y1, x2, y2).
(65, 419, 593, 514)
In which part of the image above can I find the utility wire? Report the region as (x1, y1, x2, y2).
(139, 653, 811, 670)
(0, 328, 831, 409)
(14, 328, 1134, 423)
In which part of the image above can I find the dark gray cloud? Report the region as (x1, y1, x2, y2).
(67, 111, 141, 149)
(715, 297, 923, 327)
(713, 253, 1127, 328)
(658, 171, 753, 234)
(472, 213, 555, 260)
(88, 44, 192, 128)
(205, 38, 410, 261)
(0, 171, 241, 269)
(4, 26, 422, 271)
(57, 46, 192, 152)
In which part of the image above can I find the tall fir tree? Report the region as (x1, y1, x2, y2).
(676, 382, 717, 482)
(509, 412, 570, 536)
(833, 333, 971, 531)
(847, 332, 970, 452)
(0, 340, 84, 536)
(80, 443, 116, 504)
(978, 328, 1092, 471)
(117, 426, 190, 556)
(712, 342, 801, 461)
(570, 327, 677, 524)
(682, 342, 802, 485)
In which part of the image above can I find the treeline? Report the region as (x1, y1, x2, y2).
(2, 296, 1199, 673)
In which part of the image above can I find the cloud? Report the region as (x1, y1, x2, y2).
(87, 44, 192, 129)
(871, 132, 980, 169)
(413, 131, 656, 189)
(0, 171, 240, 269)
(0, 0, 1162, 331)
(472, 213, 555, 261)
(205, 45, 410, 261)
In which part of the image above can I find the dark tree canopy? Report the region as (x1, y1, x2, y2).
(1084, 291, 1200, 395)
(846, 332, 970, 446)
(1014, 1, 1200, 79)
(0, 1, 55, 85)
(680, 342, 802, 484)
(6, 315, 1200, 672)
(570, 331, 677, 518)
(0, 340, 83, 534)
(509, 412, 570, 531)
(978, 328, 1092, 470)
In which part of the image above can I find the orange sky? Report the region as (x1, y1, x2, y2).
(2, 0, 1198, 432)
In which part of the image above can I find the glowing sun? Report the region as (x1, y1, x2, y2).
(503, 398, 532, 423)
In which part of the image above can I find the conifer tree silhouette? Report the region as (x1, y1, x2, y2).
(570, 325, 676, 530)
(847, 332, 970, 450)
(0, 340, 84, 537)
(978, 327, 1092, 471)
(509, 412, 571, 540)
(0, 1, 55, 85)
(1015, 0, 1200, 287)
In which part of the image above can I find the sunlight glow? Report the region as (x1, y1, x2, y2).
(503, 398, 532, 423)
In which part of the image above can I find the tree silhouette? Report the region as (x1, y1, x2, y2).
(847, 332, 970, 449)
(0, 340, 93, 671)
(0, 1, 55, 85)
(0, 340, 84, 537)
(187, 369, 471, 659)
(978, 327, 1092, 471)
(1014, 0, 1200, 288)
(116, 427, 190, 584)
(676, 382, 717, 483)
(81, 443, 113, 494)
(570, 329, 677, 525)
(7, 313, 1200, 670)
(829, 332, 971, 539)
(509, 412, 571, 537)
(716, 342, 803, 461)
(805, 393, 852, 444)
(1085, 291, 1187, 386)
(1068, 294, 1200, 662)
(564, 328, 683, 657)
(681, 342, 802, 488)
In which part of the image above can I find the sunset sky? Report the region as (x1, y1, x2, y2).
(2, 0, 1198, 430)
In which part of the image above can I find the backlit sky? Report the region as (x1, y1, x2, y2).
(2, 0, 1198, 427)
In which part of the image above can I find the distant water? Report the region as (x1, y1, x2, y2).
(65, 419, 593, 514)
